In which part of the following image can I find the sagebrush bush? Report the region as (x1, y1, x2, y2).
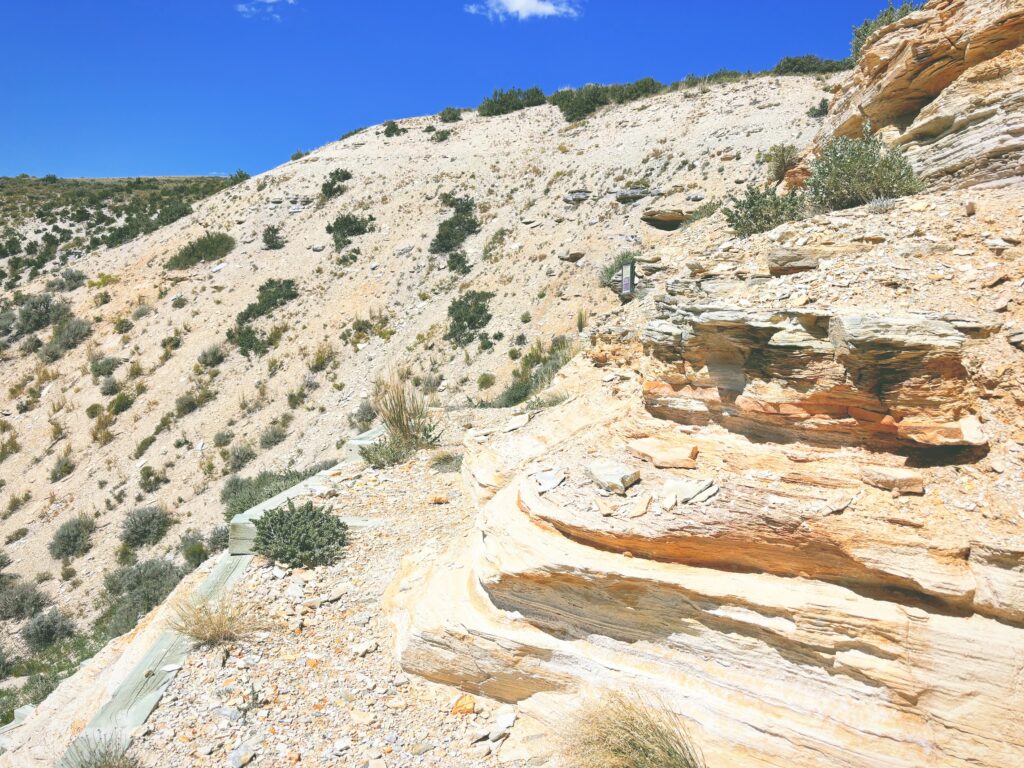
(50, 449, 76, 481)
(262, 225, 285, 250)
(348, 400, 376, 433)
(0, 579, 50, 620)
(16, 292, 69, 336)
(22, 608, 76, 651)
(197, 345, 225, 367)
(236, 278, 299, 325)
(444, 290, 494, 346)
(96, 559, 185, 638)
(259, 423, 287, 449)
(90, 355, 120, 378)
(253, 500, 348, 567)
(326, 213, 374, 251)
(227, 443, 256, 472)
(763, 143, 800, 183)
(208, 525, 229, 552)
(724, 184, 804, 236)
(562, 691, 706, 768)
(39, 316, 91, 361)
(852, 1, 921, 60)
(48, 514, 96, 559)
(478, 86, 546, 117)
(165, 232, 235, 270)
(121, 506, 172, 549)
(805, 131, 924, 211)
(477, 372, 496, 390)
(179, 528, 209, 569)
(808, 98, 830, 118)
(321, 168, 353, 199)
(438, 107, 462, 123)
(429, 193, 479, 254)
(549, 78, 663, 122)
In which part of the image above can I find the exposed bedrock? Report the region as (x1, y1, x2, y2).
(640, 301, 992, 450)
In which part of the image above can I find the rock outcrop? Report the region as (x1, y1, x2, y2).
(390, 352, 1024, 768)
(811, 0, 1024, 188)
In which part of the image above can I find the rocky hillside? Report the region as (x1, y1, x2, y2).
(0, 70, 828, 698)
(1, 0, 1023, 765)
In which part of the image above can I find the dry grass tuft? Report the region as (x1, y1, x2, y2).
(61, 730, 142, 768)
(562, 690, 706, 768)
(167, 594, 265, 646)
(372, 375, 437, 448)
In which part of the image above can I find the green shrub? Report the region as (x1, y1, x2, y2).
(724, 184, 804, 236)
(179, 529, 209, 570)
(213, 430, 234, 448)
(198, 345, 225, 367)
(808, 98, 830, 118)
(165, 232, 235, 270)
(763, 143, 800, 183)
(446, 250, 471, 274)
(548, 77, 663, 122)
(226, 443, 256, 472)
(262, 225, 285, 250)
(429, 193, 479, 254)
(121, 506, 172, 549)
(46, 268, 86, 293)
(134, 434, 156, 459)
(600, 252, 638, 290)
(439, 107, 462, 123)
(219, 461, 335, 522)
(5, 528, 27, 544)
(107, 391, 135, 415)
(39, 316, 91, 361)
(89, 355, 121, 378)
(478, 86, 546, 117)
(139, 466, 169, 493)
(805, 131, 923, 211)
(16, 293, 69, 336)
(208, 525, 229, 552)
(477, 373, 496, 390)
(50, 450, 75, 482)
(22, 609, 75, 651)
(431, 129, 452, 143)
(772, 54, 852, 75)
(359, 435, 414, 468)
(430, 451, 463, 473)
(383, 120, 406, 137)
(48, 515, 96, 559)
(236, 278, 298, 325)
(852, 1, 921, 61)
(348, 400, 376, 433)
(253, 500, 348, 568)
(0, 580, 50, 620)
(444, 290, 494, 346)
(259, 423, 287, 449)
(290, 149, 307, 161)
(326, 213, 374, 251)
(96, 559, 184, 638)
(321, 168, 353, 199)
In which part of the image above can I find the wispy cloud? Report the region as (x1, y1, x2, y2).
(465, 0, 579, 21)
(236, 0, 297, 21)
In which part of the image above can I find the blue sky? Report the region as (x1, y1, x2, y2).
(1, 1, 891, 178)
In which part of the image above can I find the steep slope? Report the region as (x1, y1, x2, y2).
(0, 76, 827, 698)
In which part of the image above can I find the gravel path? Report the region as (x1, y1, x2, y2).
(128, 452, 528, 768)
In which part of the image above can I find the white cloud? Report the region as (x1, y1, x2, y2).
(236, 0, 296, 21)
(465, 0, 579, 21)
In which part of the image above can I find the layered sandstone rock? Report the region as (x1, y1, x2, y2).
(389, 357, 1024, 767)
(810, 0, 1024, 188)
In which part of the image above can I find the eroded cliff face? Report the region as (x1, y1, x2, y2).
(387, 184, 1024, 767)
(810, 0, 1024, 188)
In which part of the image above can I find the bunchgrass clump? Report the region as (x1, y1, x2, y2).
(562, 691, 706, 768)
(60, 731, 141, 768)
(168, 593, 263, 646)
(253, 500, 348, 568)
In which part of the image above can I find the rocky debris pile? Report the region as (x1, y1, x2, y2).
(127, 455, 535, 768)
